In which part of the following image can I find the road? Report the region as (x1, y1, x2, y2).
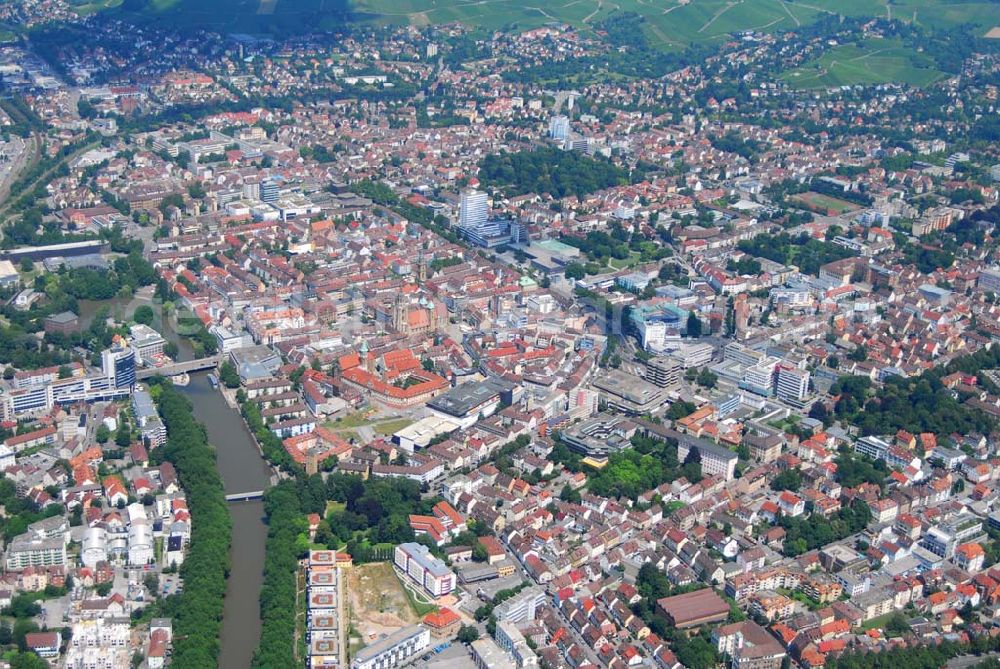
(0, 138, 99, 220)
(0, 134, 36, 207)
(948, 652, 999, 669)
(552, 595, 603, 667)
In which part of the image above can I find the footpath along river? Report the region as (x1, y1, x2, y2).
(79, 297, 272, 668)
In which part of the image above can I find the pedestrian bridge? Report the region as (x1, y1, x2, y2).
(224, 490, 265, 502)
(136, 355, 223, 380)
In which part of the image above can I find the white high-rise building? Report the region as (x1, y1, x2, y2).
(549, 115, 570, 141)
(459, 189, 489, 233)
(776, 364, 810, 403)
(741, 357, 779, 397)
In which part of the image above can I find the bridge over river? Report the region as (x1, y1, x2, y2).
(136, 355, 223, 379)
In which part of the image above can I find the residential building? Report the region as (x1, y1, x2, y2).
(493, 586, 547, 624)
(6, 535, 66, 570)
(394, 542, 456, 598)
(352, 625, 430, 669)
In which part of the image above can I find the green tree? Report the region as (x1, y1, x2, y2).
(675, 635, 719, 669)
(95, 424, 111, 444)
(770, 468, 802, 492)
(457, 625, 480, 644)
(884, 611, 911, 636)
(12, 618, 37, 651)
(696, 368, 717, 389)
(667, 401, 697, 420)
(10, 652, 48, 669)
(219, 361, 241, 388)
(155, 384, 231, 666)
(564, 262, 586, 280)
(686, 312, 702, 337)
(115, 423, 131, 448)
(559, 484, 582, 504)
(133, 305, 155, 325)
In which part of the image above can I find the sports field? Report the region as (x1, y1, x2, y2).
(791, 192, 859, 215)
(781, 38, 946, 90)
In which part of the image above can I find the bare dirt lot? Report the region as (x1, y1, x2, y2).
(346, 562, 419, 644)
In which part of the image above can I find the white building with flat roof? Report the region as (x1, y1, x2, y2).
(352, 624, 429, 669)
(459, 188, 488, 232)
(776, 364, 810, 404)
(394, 542, 455, 598)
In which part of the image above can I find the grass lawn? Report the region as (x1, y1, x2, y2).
(340, 430, 361, 444)
(782, 38, 946, 89)
(374, 419, 414, 436)
(861, 611, 905, 631)
(69, 0, 123, 15)
(325, 500, 346, 516)
(326, 411, 374, 429)
(608, 252, 641, 270)
(402, 582, 438, 617)
(663, 500, 686, 515)
(768, 415, 801, 431)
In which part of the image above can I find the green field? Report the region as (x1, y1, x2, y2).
(350, 0, 997, 47)
(104, 0, 350, 34)
(86, 0, 1000, 49)
(792, 191, 860, 215)
(350, 0, 825, 43)
(781, 37, 947, 90)
(69, 0, 124, 16)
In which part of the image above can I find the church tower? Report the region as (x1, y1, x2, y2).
(392, 293, 408, 334)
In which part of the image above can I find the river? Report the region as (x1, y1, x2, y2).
(78, 296, 272, 669)
(184, 372, 271, 669)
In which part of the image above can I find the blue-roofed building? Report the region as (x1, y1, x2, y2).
(917, 283, 952, 306)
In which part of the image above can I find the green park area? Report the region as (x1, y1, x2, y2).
(782, 38, 946, 90)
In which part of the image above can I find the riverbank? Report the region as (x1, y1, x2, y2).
(153, 383, 232, 667)
(182, 372, 273, 669)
